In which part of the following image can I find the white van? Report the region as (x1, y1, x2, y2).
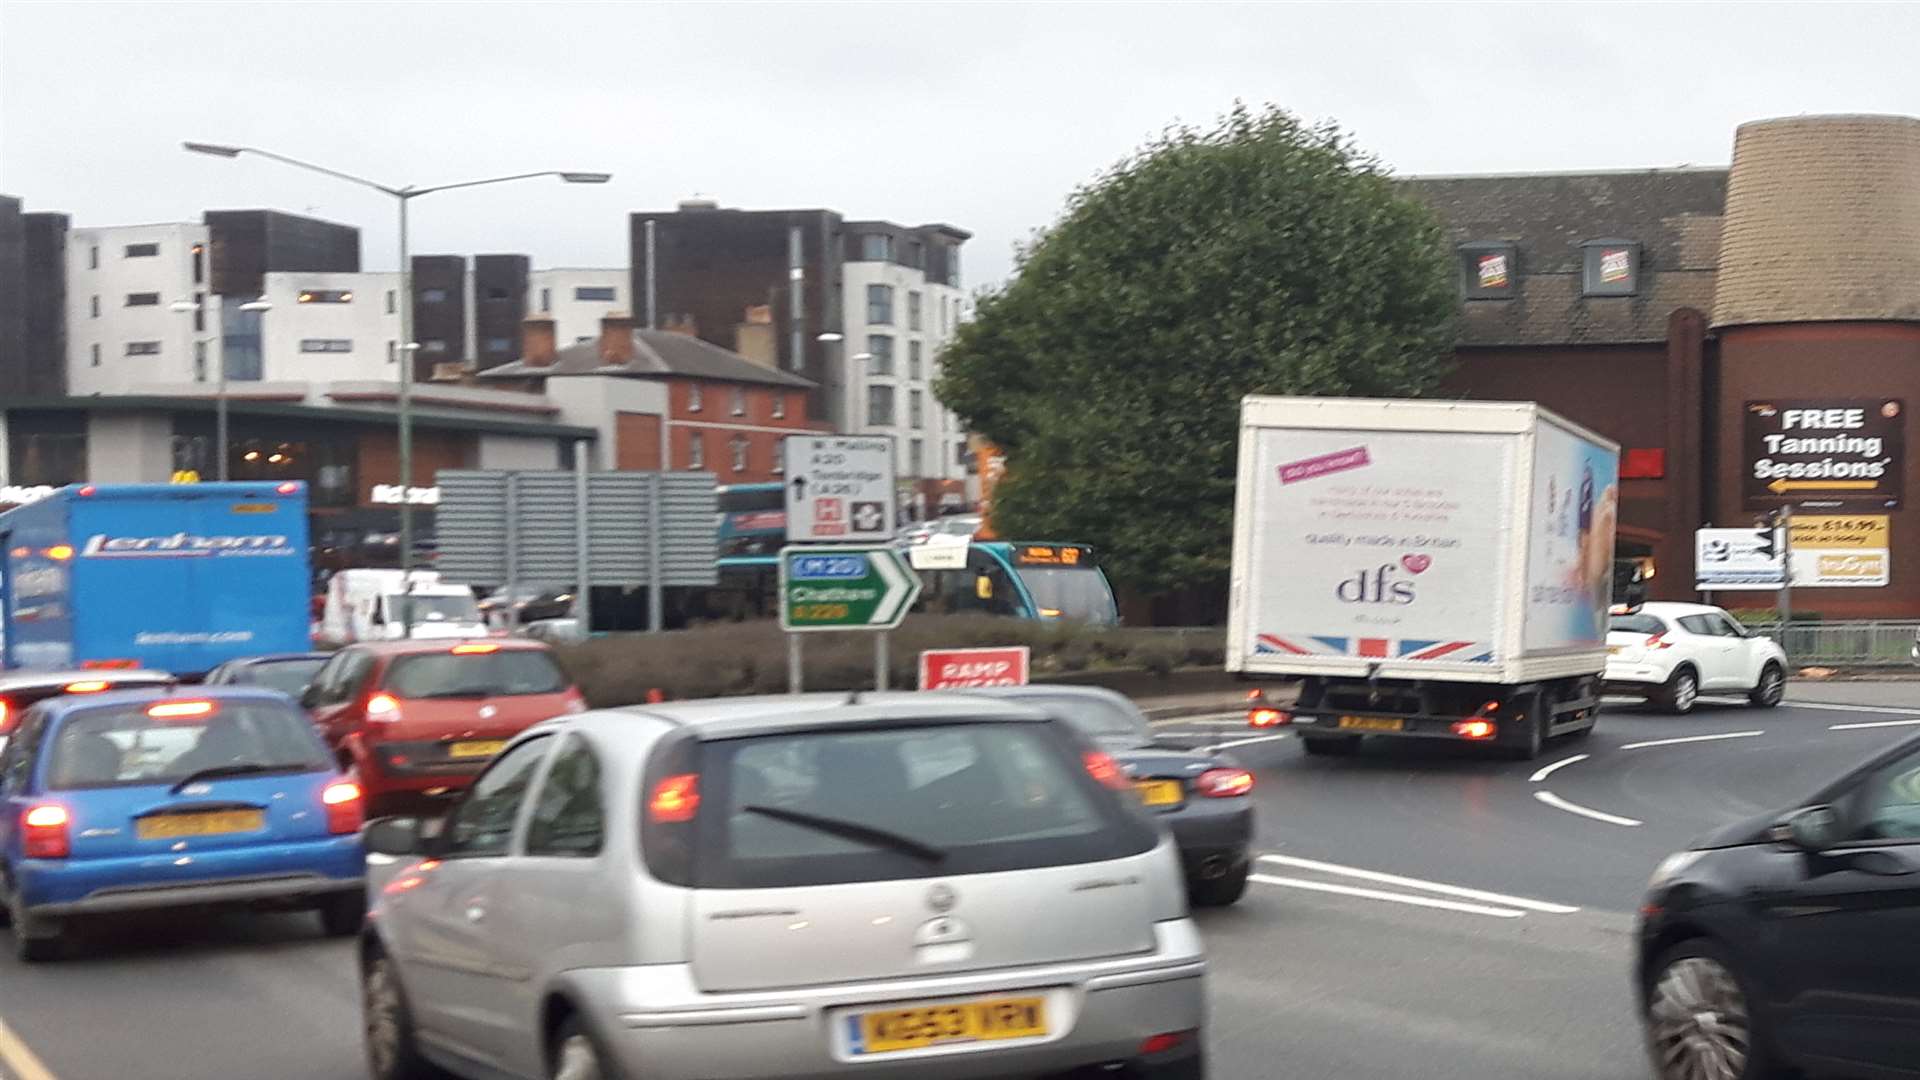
(319, 569, 486, 644)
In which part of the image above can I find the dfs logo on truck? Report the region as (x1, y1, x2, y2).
(1334, 554, 1432, 606)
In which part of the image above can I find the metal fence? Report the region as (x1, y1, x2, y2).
(1749, 621, 1920, 667)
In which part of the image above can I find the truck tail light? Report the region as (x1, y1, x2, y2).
(1452, 719, 1498, 740)
(23, 804, 70, 858)
(649, 774, 700, 823)
(1249, 707, 1289, 728)
(365, 694, 403, 722)
(1083, 751, 1129, 791)
(1196, 768, 1254, 798)
(322, 780, 363, 835)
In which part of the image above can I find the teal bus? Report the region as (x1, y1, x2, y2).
(906, 541, 1120, 625)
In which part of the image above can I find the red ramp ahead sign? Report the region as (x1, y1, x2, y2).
(920, 647, 1031, 690)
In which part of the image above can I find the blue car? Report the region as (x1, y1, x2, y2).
(0, 686, 366, 962)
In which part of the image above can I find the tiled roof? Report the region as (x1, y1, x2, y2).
(481, 329, 815, 388)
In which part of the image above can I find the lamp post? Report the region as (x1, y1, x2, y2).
(170, 295, 268, 480)
(182, 141, 610, 573)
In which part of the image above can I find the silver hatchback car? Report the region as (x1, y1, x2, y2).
(359, 693, 1208, 1080)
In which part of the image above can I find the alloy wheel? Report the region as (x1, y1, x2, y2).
(1673, 673, 1698, 713)
(1647, 955, 1751, 1080)
(1756, 668, 1784, 706)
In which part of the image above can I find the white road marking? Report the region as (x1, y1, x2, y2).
(1256, 853, 1580, 914)
(1533, 790, 1644, 828)
(1618, 730, 1763, 751)
(1148, 719, 1255, 729)
(0, 1014, 58, 1080)
(1202, 733, 1293, 752)
(1528, 754, 1588, 783)
(1249, 874, 1525, 919)
(1829, 718, 1920, 731)
(1786, 701, 1920, 718)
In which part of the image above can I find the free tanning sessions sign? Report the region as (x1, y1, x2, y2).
(1743, 400, 1903, 510)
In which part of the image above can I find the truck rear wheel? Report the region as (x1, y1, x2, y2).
(1300, 734, 1361, 757)
(1502, 697, 1547, 760)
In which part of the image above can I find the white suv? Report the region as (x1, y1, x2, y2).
(1604, 602, 1787, 714)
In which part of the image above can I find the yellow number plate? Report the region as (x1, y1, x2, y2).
(1337, 715, 1404, 732)
(136, 809, 265, 840)
(1135, 779, 1184, 807)
(449, 740, 507, 759)
(856, 996, 1048, 1055)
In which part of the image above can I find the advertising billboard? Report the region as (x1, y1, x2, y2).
(1744, 400, 1903, 510)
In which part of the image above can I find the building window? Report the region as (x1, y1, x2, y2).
(867, 385, 895, 427)
(949, 245, 961, 287)
(1581, 239, 1641, 297)
(1458, 242, 1517, 300)
(485, 286, 511, 301)
(421, 288, 448, 304)
(908, 438, 923, 478)
(191, 244, 204, 284)
(909, 389, 925, 429)
(88, 246, 99, 270)
(385, 290, 396, 314)
(731, 386, 746, 416)
(194, 341, 208, 382)
(486, 337, 512, 353)
(907, 241, 925, 269)
(860, 234, 894, 262)
(867, 334, 895, 375)
(540, 287, 551, 312)
(866, 284, 894, 325)
(125, 341, 161, 356)
(124, 242, 159, 258)
(297, 289, 353, 304)
(687, 382, 703, 412)
(422, 339, 448, 354)
(772, 393, 787, 420)
(192, 292, 204, 332)
(908, 341, 923, 381)
(90, 343, 100, 367)
(908, 291, 923, 331)
(387, 340, 398, 364)
(687, 433, 705, 470)
(89, 295, 99, 318)
(575, 286, 616, 302)
(730, 436, 749, 474)
(300, 339, 353, 353)
(125, 292, 159, 307)
(957, 441, 969, 467)
(773, 440, 785, 474)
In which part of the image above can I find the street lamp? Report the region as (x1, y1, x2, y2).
(170, 295, 267, 480)
(183, 141, 610, 574)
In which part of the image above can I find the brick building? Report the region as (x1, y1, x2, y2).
(1406, 113, 1920, 617)
(482, 313, 820, 484)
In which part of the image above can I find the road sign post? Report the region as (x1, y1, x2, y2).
(779, 545, 922, 693)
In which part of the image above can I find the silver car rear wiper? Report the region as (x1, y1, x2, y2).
(740, 804, 946, 862)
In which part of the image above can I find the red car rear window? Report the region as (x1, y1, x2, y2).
(383, 651, 569, 700)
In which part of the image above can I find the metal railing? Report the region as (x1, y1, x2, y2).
(1746, 621, 1920, 667)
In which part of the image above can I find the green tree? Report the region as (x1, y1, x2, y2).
(938, 104, 1457, 599)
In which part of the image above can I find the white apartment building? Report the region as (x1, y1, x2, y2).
(841, 241, 968, 490)
(255, 270, 405, 383)
(65, 222, 215, 393)
(527, 268, 627, 345)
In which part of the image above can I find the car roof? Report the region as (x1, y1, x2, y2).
(232, 652, 330, 665)
(1628, 602, 1728, 618)
(0, 670, 173, 694)
(582, 691, 1050, 742)
(959, 684, 1135, 708)
(31, 684, 300, 720)
(345, 638, 549, 657)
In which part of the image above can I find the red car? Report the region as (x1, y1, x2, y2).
(300, 639, 584, 814)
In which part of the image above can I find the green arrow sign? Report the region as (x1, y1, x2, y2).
(779, 545, 922, 632)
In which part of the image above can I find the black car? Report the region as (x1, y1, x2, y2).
(1637, 732, 1920, 1080)
(203, 652, 331, 700)
(967, 684, 1256, 906)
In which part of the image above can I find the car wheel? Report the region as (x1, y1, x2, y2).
(1300, 735, 1361, 757)
(551, 1016, 621, 1080)
(318, 890, 367, 938)
(1749, 663, 1785, 709)
(1665, 668, 1699, 715)
(364, 950, 449, 1080)
(1644, 939, 1778, 1080)
(1188, 861, 1251, 908)
(8, 889, 61, 963)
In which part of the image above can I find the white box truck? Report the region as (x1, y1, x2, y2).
(1226, 396, 1618, 759)
(319, 569, 487, 644)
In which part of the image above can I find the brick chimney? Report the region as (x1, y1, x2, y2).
(662, 313, 699, 337)
(522, 314, 557, 368)
(599, 312, 638, 366)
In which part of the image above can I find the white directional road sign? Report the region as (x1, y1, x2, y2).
(780, 545, 922, 631)
(784, 435, 896, 542)
(1695, 527, 1786, 590)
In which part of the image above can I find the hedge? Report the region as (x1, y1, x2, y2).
(551, 616, 1225, 707)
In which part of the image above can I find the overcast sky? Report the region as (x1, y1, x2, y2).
(5, 1, 1919, 288)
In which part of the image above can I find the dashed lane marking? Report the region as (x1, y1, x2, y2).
(1533, 790, 1643, 828)
(1528, 754, 1589, 783)
(1617, 730, 1764, 751)
(1201, 733, 1293, 752)
(1830, 718, 1920, 731)
(1256, 853, 1580, 914)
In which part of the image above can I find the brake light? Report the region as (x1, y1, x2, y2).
(1196, 768, 1254, 798)
(147, 700, 216, 719)
(451, 643, 499, 655)
(0, 699, 10, 735)
(1647, 634, 1674, 650)
(63, 680, 111, 694)
(365, 693, 403, 722)
(22, 804, 70, 858)
(649, 774, 700, 823)
(1452, 718, 1498, 740)
(322, 780, 363, 834)
(1083, 751, 1129, 791)
(1140, 1031, 1192, 1055)
(1249, 707, 1289, 728)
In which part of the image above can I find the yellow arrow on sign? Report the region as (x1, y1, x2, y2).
(1767, 478, 1880, 494)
